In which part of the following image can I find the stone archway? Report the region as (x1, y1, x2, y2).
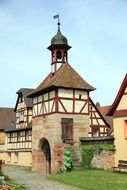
(40, 138, 51, 174)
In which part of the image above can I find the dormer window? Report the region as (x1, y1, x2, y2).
(19, 112, 24, 122)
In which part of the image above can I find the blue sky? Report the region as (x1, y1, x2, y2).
(0, 0, 127, 107)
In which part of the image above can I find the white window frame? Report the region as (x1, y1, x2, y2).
(19, 112, 24, 122)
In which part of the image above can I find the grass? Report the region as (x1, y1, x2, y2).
(49, 169, 127, 190)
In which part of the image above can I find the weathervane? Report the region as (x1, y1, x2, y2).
(53, 14, 60, 29)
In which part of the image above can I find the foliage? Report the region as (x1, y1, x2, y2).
(81, 146, 94, 169)
(81, 144, 115, 169)
(49, 169, 127, 190)
(64, 150, 73, 171)
(6, 180, 28, 190)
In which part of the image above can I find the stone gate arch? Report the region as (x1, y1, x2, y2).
(39, 138, 51, 174)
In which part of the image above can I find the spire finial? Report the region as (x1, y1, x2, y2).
(53, 14, 60, 30)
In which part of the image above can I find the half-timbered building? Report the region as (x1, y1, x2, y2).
(28, 20, 111, 174)
(5, 88, 33, 166)
(107, 73, 127, 166)
(89, 98, 111, 137)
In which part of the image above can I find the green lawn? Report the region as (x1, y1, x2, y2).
(49, 169, 127, 190)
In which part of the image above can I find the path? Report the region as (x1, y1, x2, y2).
(6, 165, 79, 190)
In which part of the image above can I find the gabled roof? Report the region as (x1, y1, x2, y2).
(28, 63, 95, 97)
(107, 73, 127, 116)
(0, 108, 15, 130)
(15, 88, 34, 111)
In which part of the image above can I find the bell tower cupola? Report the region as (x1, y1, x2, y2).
(48, 15, 71, 74)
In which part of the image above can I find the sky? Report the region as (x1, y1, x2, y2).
(0, 0, 127, 108)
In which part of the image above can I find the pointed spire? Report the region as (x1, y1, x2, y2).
(57, 15, 61, 32)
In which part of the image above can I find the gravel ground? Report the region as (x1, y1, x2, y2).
(6, 165, 80, 190)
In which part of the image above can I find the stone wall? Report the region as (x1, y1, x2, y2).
(32, 113, 90, 174)
(91, 150, 114, 169)
(68, 147, 115, 170)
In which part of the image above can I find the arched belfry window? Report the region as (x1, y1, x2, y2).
(52, 51, 55, 62)
(56, 50, 62, 60)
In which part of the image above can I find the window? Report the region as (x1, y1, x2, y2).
(92, 126, 99, 137)
(19, 112, 24, 122)
(124, 120, 127, 139)
(7, 133, 11, 143)
(25, 130, 31, 141)
(61, 118, 73, 143)
(79, 94, 82, 100)
(56, 50, 62, 60)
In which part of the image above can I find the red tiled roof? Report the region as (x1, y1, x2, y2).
(28, 63, 95, 97)
(98, 105, 111, 115)
(0, 108, 15, 130)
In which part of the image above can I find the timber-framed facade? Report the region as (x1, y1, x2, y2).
(0, 20, 112, 173)
(4, 88, 33, 166)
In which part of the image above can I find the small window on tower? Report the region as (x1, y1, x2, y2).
(79, 94, 82, 99)
(56, 50, 62, 60)
(61, 118, 73, 144)
(19, 112, 24, 122)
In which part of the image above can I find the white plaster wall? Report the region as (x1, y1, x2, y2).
(75, 101, 86, 113)
(58, 102, 64, 112)
(93, 119, 98, 125)
(117, 95, 127, 110)
(98, 119, 105, 125)
(38, 95, 42, 102)
(125, 87, 127, 93)
(58, 88, 73, 98)
(50, 91, 55, 99)
(49, 100, 54, 112)
(44, 93, 48, 100)
(38, 103, 42, 114)
(75, 90, 88, 99)
(33, 97, 37, 104)
(82, 104, 88, 113)
(60, 100, 73, 112)
(33, 105, 37, 116)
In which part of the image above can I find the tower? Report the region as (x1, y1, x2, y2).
(48, 18, 71, 74)
(28, 17, 110, 175)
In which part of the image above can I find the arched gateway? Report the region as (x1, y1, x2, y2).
(39, 138, 51, 174)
